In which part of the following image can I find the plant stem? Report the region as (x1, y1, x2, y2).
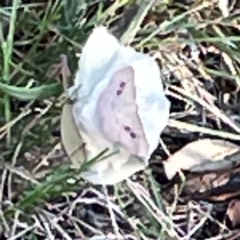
(2, 0, 20, 147)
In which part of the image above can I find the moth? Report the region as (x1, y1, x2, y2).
(61, 26, 170, 185)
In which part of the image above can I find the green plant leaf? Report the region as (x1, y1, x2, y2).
(0, 82, 63, 100)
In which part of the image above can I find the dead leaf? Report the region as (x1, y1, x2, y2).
(163, 138, 240, 180)
(185, 175, 240, 202)
(60, 102, 86, 168)
(227, 199, 240, 227)
(162, 163, 240, 204)
(181, 172, 230, 195)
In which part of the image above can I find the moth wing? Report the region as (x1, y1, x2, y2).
(96, 66, 148, 157)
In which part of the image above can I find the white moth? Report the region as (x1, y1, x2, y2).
(63, 26, 170, 185)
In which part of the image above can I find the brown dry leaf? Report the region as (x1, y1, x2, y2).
(184, 175, 240, 202)
(227, 199, 240, 227)
(61, 102, 86, 168)
(163, 163, 240, 203)
(163, 138, 240, 180)
(181, 172, 228, 195)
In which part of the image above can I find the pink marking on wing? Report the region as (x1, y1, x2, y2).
(96, 66, 148, 157)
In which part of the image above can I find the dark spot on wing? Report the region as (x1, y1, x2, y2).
(116, 90, 122, 96)
(130, 132, 137, 139)
(120, 82, 126, 88)
(124, 126, 131, 132)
